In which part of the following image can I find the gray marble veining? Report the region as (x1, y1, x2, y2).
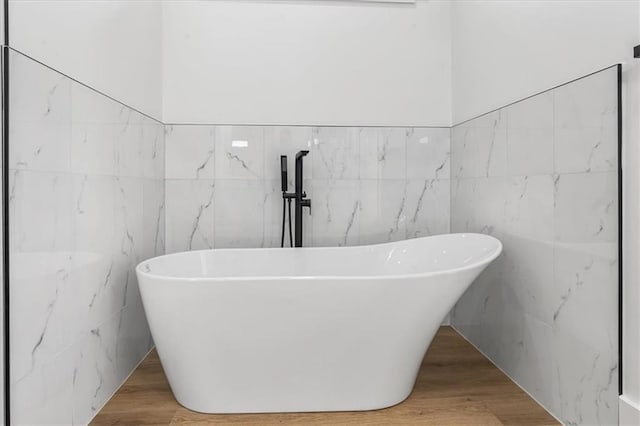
(165, 126, 451, 249)
(450, 66, 619, 426)
(451, 110, 507, 179)
(9, 50, 164, 425)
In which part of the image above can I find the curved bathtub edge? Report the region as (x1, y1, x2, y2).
(137, 233, 503, 283)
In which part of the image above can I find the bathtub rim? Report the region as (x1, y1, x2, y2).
(137, 233, 502, 283)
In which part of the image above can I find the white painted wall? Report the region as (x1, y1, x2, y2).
(451, 0, 638, 124)
(8, 0, 163, 120)
(161, 0, 452, 126)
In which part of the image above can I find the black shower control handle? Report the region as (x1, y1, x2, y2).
(302, 197, 311, 215)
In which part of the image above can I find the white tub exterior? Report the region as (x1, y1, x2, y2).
(136, 233, 502, 414)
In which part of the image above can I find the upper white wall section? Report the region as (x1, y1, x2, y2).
(7, 1, 638, 127)
(8, 0, 163, 120)
(162, 0, 452, 126)
(451, 0, 638, 124)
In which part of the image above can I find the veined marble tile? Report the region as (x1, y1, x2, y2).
(141, 121, 165, 180)
(10, 50, 72, 173)
(311, 179, 361, 247)
(405, 179, 450, 238)
(451, 68, 620, 426)
(551, 323, 618, 426)
(71, 249, 124, 336)
(70, 84, 119, 176)
(142, 179, 165, 258)
(451, 253, 507, 361)
(165, 179, 215, 254)
(506, 92, 554, 176)
(10, 51, 165, 426)
(501, 234, 555, 325)
(72, 314, 121, 424)
(455, 279, 553, 409)
(552, 241, 617, 336)
(500, 311, 554, 409)
(114, 177, 144, 263)
(312, 127, 360, 180)
(450, 178, 476, 233)
(11, 249, 75, 383)
(474, 177, 508, 238)
(116, 115, 163, 180)
(451, 110, 507, 179)
(115, 113, 164, 180)
(552, 241, 618, 415)
(11, 345, 74, 426)
(452, 176, 507, 238)
(214, 179, 267, 248)
(264, 126, 313, 183)
(359, 179, 407, 245)
(70, 121, 117, 177)
(359, 128, 407, 180)
(70, 174, 125, 332)
(10, 170, 74, 253)
(115, 297, 153, 386)
(453, 236, 546, 370)
(406, 128, 450, 180)
(165, 125, 215, 179)
(115, 108, 146, 178)
(73, 175, 116, 252)
(554, 172, 617, 244)
(504, 175, 554, 241)
(215, 126, 264, 179)
(554, 67, 618, 174)
(85, 177, 144, 329)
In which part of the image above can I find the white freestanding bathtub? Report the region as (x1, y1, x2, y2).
(136, 233, 502, 414)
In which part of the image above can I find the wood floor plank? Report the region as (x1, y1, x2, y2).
(91, 326, 558, 426)
(168, 398, 504, 426)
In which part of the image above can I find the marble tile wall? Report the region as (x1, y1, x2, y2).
(8, 49, 165, 424)
(450, 66, 619, 425)
(164, 125, 451, 252)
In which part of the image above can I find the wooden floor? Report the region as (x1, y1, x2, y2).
(92, 327, 558, 425)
